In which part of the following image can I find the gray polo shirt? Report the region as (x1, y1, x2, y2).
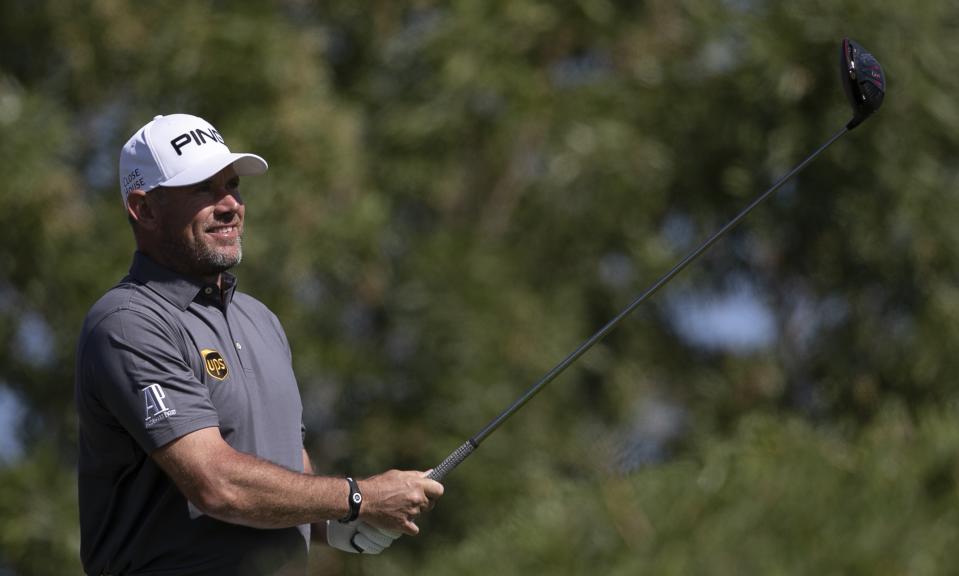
(76, 252, 309, 575)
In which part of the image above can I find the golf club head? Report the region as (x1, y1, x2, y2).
(841, 38, 885, 130)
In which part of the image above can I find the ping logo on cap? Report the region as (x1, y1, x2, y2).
(201, 349, 229, 380)
(170, 127, 225, 156)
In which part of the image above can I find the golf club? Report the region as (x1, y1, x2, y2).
(426, 38, 886, 483)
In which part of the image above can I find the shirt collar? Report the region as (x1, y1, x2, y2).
(128, 251, 238, 311)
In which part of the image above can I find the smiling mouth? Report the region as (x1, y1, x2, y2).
(207, 225, 241, 238)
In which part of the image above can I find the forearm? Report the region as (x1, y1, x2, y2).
(302, 450, 332, 544)
(154, 428, 443, 535)
(153, 428, 349, 529)
(204, 449, 349, 529)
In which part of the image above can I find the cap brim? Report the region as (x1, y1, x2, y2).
(160, 152, 268, 188)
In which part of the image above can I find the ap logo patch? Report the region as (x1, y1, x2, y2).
(201, 349, 229, 380)
(144, 383, 176, 426)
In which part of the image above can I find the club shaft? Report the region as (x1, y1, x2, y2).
(428, 126, 849, 483)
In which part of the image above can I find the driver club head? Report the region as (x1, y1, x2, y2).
(841, 38, 885, 130)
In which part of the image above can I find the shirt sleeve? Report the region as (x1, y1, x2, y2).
(80, 308, 220, 453)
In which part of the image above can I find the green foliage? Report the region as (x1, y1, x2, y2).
(0, 445, 81, 574)
(1, 0, 959, 573)
(375, 405, 959, 575)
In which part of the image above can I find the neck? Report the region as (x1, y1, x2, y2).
(139, 248, 225, 287)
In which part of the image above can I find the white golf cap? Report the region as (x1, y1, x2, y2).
(118, 113, 268, 207)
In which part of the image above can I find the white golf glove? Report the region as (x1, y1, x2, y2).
(326, 520, 401, 554)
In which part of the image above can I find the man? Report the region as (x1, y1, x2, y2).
(75, 114, 443, 575)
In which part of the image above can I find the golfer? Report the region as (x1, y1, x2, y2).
(75, 114, 443, 575)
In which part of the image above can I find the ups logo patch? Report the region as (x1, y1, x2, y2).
(201, 349, 229, 380)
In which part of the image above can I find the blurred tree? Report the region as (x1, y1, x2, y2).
(399, 404, 959, 576)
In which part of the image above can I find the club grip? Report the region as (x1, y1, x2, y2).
(427, 440, 476, 482)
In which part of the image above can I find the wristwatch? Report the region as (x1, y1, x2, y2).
(339, 476, 362, 523)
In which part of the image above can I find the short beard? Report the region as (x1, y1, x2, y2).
(198, 236, 243, 273)
(159, 229, 242, 278)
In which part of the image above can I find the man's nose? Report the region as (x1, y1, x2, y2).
(214, 188, 243, 211)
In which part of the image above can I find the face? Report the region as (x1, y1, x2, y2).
(145, 165, 245, 280)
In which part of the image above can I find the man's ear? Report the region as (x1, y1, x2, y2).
(127, 190, 159, 230)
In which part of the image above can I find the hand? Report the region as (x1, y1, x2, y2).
(326, 520, 401, 554)
(358, 470, 444, 535)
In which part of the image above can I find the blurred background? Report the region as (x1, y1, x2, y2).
(2, 0, 959, 574)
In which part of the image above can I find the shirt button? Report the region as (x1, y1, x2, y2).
(236, 342, 242, 350)
(203, 287, 213, 295)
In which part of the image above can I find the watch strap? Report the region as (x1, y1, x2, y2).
(339, 476, 362, 523)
